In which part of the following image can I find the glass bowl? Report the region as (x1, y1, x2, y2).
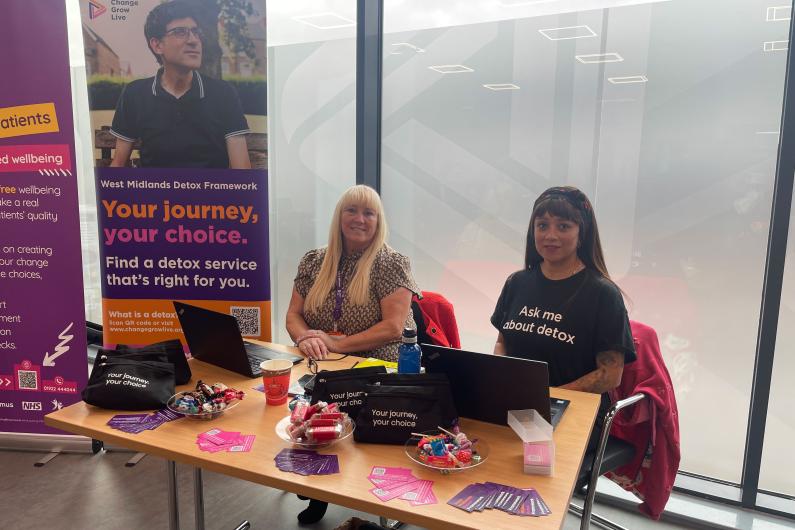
(275, 415, 355, 448)
(404, 431, 490, 473)
(167, 391, 241, 420)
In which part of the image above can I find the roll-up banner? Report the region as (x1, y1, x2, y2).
(0, 0, 88, 434)
(81, 0, 270, 347)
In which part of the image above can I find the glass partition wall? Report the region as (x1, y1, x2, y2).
(266, 1, 358, 346)
(380, 0, 794, 514)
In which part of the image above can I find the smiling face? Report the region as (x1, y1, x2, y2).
(534, 212, 580, 267)
(340, 202, 379, 253)
(150, 17, 203, 71)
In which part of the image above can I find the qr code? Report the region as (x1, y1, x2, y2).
(231, 306, 260, 337)
(18, 370, 38, 390)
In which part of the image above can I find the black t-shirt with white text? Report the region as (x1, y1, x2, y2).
(491, 267, 636, 388)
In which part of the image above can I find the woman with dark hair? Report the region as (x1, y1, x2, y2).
(491, 186, 636, 418)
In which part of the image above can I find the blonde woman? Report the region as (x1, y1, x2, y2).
(285, 185, 419, 524)
(286, 185, 419, 362)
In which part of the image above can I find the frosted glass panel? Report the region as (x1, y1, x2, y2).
(382, 0, 789, 483)
(267, 0, 356, 345)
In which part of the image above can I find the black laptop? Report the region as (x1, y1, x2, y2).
(173, 301, 303, 377)
(421, 344, 568, 428)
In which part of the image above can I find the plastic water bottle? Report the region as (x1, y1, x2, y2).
(397, 328, 421, 374)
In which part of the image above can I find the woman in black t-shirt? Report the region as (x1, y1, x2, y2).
(491, 186, 635, 400)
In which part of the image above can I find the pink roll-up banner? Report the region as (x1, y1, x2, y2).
(0, 0, 88, 435)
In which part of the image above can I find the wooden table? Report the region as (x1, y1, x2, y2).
(45, 343, 600, 530)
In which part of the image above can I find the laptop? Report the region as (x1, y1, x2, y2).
(173, 301, 303, 377)
(421, 344, 568, 428)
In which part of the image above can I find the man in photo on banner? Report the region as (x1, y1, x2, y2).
(109, 0, 251, 169)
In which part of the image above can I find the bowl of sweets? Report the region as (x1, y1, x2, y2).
(404, 425, 489, 473)
(276, 400, 355, 448)
(167, 380, 245, 420)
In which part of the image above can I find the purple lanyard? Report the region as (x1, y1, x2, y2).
(333, 268, 345, 332)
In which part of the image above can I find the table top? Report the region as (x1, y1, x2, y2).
(45, 343, 600, 530)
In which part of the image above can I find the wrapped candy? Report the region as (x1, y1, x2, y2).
(315, 413, 343, 421)
(414, 427, 480, 469)
(322, 402, 340, 414)
(302, 401, 327, 421)
(291, 401, 309, 424)
(288, 396, 308, 411)
(306, 424, 342, 442)
(174, 393, 200, 414)
(222, 389, 244, 402)
(197, 380, 214, 398)
(456, 450, 473, 464)
(287, 422, 308, 441)
(429, 437, 447, 456)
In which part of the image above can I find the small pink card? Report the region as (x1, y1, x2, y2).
(400, 479, 434, 504)
(216, 431, 242, 442)
(197, 440, 230, 453)
(370, 479, 423, 502)
(524, 442, 551, 467)
(198, 428, 226, 445)
(411, 486, 438, 506)
(368, 466, 415, 486)
(229, 435, 256, 452)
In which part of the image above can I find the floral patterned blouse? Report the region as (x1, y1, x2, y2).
(294, 245, 420, 361)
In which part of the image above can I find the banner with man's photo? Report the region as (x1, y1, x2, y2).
(81, 0, 271, 346)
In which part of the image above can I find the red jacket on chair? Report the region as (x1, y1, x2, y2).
(412, 291, 461, 349)
(605, 320, 681, 520)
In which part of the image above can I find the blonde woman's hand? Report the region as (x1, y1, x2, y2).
(298, 330, 346, 352)
(315, 331, 347, 351)
(298, 337, 329, 360)
(296, 329, 323, 343)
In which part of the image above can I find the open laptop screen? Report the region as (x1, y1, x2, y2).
(421, 344, 551, 425)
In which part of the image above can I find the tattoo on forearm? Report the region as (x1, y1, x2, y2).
(564, 351, 624, 394)
(596, 350, 622, 368)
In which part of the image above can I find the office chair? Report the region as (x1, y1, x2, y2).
(568, 393, 646, 530)
(569, 319, 679, 529)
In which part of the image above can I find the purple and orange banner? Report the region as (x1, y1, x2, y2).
(96, 168, 271, 345)
(82, 0, 271, 346)
(0, 0, 88, 435)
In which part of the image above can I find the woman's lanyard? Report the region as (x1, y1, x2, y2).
(332, 267, 345, 333)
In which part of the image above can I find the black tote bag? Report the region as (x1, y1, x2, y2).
(354, 385, 444, 445)
(371, 373, 458, 425)
(82, 359, 175, 410)
(115, 339, 191, 385)
(310, 366, 387, 417)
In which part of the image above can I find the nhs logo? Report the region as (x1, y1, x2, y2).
(22, 401, 42, 411)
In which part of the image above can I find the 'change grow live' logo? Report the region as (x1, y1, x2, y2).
(88, 0, 106, 19)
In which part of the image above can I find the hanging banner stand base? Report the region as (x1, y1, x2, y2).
(0, 432, 97, 466)
(1, 432, 139, 460)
